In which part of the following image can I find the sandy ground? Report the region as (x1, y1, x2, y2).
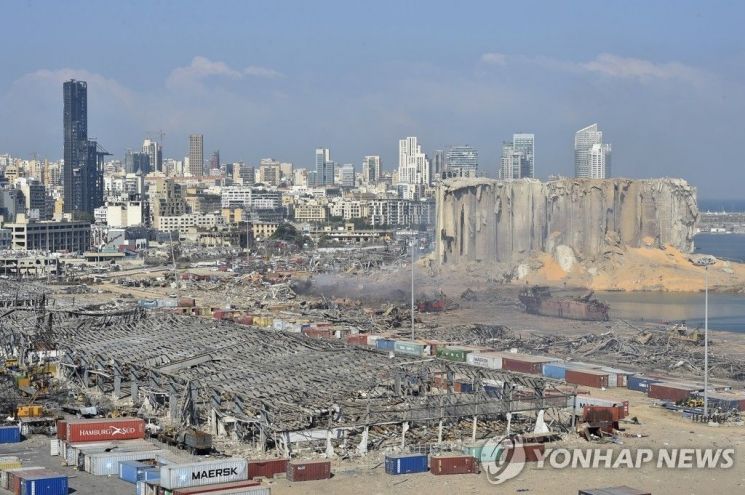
(265, 388, 745, 494)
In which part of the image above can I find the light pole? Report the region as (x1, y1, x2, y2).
(690, 256, 714, 417)
(410, 237, 415, 341)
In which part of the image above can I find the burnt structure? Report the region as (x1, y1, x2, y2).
(519, 286, 610, 321)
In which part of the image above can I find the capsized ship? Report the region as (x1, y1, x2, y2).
(518, 286, 610, 321)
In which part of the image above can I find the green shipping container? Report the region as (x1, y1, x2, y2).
(437, 346, 472, 362)
(462, 441, 504, 463)
(394, 341, 427, 356)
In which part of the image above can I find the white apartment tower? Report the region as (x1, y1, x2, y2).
(398, 136, 430, 185)
(575, 124, 611, 178)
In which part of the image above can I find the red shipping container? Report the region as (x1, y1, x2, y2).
(248, 458, 289, 479)
(302, 328, 332, 340)
(648, 382, 700, 402)
(430, 455, 479, 475)
(56, 420, 67, 440)
(345, 334, 368, 346)
(566, 369, 609, 389)
(502, 356, 548, 375)
(172, 480, 261, 494)
(287, 460, 331, 481)
(505, 443, 545, 463)
(178, 297, 196, 308)
(583, 405, 625, 423)
(65, 418, 145, 443)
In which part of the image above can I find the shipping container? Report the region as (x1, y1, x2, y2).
(574, 396, 629, 418)
(436, 346, 473, 363)
(55, 420, 66, 440)
(171, 479, 261, 494)
(429, 454, 479, 475)
(142, 467, 160, 481)
(466, 351, 503, 370)
(286, 460, 331, 481)
(627, 375, 662, 393)
(1, 467, 44, 491)
(376, 339, 396, 351)
(345, 334, 368, 346)
(302, 328, 332, 339)
(384, 454, 428, 475)
(191, 487, 270, 495)
(66, 440, 156, 467)
(504, 442, 545, 463)
(648, 382, 702, 402)
(693, 392, 745, 412)
(565, 369, 609, 389)
(455, 381, 474, 393)
(366, 335, 382, 346)
(178, 297, 196, 308)
(542, 362, 567, 380)
(64, 417, 146, 443)
(19, 474, 68, 495)
(598, 367, 633, 388)
(578, 486, 651, 495)
(0, 456, 21, 471)
(394, 340, 428, 357)
(0, 425, 21, 444)
(502, 355, 558, 375)
(119, 460, 154, 484)
(247, 458, 289, 479)
(7, 468, 50, 493)
(160, 459, 249, 490)
(85, 450, 166, 476)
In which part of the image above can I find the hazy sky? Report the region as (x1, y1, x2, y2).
(0, 0, 743, 198)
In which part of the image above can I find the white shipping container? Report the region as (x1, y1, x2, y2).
(366, 335, 382, 346)
(67, 440, 155, 467)
(50, 439, 59, 456)
(211, 487, 272, 495)
(85, 450, 166, 476)
(159, 458, 249, 490)
(466, 352, 503, 370)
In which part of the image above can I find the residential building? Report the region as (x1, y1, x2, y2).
(397, 137, 430, 185)
(258, 159, 281, 186)
(0, 188, 25, 223)
(339, 164, 355, 187)
(63, 79, 104, 218)
(445, 145, 478, 178)
(512, 133, 535, 178)
(499, 142, 531, 179)
(209, 150, 220, 172)
(188, 134, 204, 177)
(221, 186, 252, 208)
(575, 124, 610, 178)
(362, 156, 381, 184)
(252, 222, 279, 239)
(589, 143, 612, 179)
(432, 150, 446, 179)
(293, 168, 309, 188)
(142, 139, 162, 172)
(156, 212, 225, 231)
(294, 203, 327, 223)
(104, 200, 144, 228)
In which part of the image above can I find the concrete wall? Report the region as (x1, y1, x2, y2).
(436, 178, 698, 264)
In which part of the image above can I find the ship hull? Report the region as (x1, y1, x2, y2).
(519, 297, 609, 321)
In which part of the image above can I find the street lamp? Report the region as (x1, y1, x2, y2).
(410, 237, 415, 341)
(690, 255, 716, 417)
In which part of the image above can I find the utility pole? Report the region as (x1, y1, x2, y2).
(411, 237, 415, 341)
(704, 264, 709, 417)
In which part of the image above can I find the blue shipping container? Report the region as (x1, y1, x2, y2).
(384, 454, 428, 475)
(457, 381, 474, 393)
(119, 460, 150, 484)
(376, 339, 396, 351)
(142, 467, 160, 481)
(20, 474, 68, 495)
(0, 425, 21, 443)
(484, 385, 502, 398)
(542, 363, 567, 380)
(627, 375, 662, 393)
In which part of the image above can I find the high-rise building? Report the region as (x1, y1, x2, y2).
(142, 139, 162, 172)
(339, 164, 355, 187)
(125, 150, 150, 175)
(445, 145, 478, 178)
(512, 133, 535, 178)
(63, 79, 104, 218)
(499, 142, 530, 179)
(188, 134, 204, 177)
(589, 143, 612, 179)
(362, 155, 381, 184)
(575, 124, 610, 178)
(315, 148, 334, 186)
(432, 150, 446, 179)
(209, 150, 220, 171)
(398, 137, 430, 185)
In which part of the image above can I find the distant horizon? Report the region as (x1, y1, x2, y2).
(1, 1, 743, 198)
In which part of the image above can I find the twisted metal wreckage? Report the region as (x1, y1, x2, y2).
(0, 282, 573, 456)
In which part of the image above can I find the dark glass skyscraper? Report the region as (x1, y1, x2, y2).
(63, 79, 103, 218)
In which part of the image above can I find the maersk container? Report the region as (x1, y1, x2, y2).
(85, 450, 166, 476)
(384, 453, 428, 475)
(394, 340, 427, 357)
(119, 460, 151, 484)
(0, 425, 21, 444)
(159, 458, 249, 490)
(376, 339, 395, 351)
(542, 363, 567, 380)
(466, 351, 503, 370)
(19, 474, 68, 495)
(627, 375, 662, 393)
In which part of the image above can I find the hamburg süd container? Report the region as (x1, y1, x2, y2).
(384, 453, 428, 475)
(64, 417, 146, 443)
(286, 460, 331, 481)
(159, 458, 249, 490)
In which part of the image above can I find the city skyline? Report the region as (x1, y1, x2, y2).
(0, 1, 743, 197)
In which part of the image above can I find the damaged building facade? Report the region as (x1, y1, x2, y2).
(436, 178, 699, 264)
